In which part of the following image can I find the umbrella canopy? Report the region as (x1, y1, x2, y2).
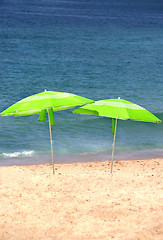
(73, 98, 161, 173)
(1, 90, 94, 116)
(73, 98, 161, 123)
(1, 90, 94, 174)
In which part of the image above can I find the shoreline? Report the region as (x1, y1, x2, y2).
(0, 158, 163, 240)
(0, 148, 163, 166)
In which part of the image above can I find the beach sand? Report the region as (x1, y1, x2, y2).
(0, 158, 163, 240)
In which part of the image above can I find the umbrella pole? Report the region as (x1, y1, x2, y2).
(48, 110, 55, 175)
(110, 118, 117, 174)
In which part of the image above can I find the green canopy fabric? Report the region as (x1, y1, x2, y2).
(1, 90, 94, 116)
(73, 98, 161, 123)
(1, 90, 94, 174)
(73, 98, 161, 173)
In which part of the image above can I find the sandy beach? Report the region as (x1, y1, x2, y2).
(0, 158, 163, 240)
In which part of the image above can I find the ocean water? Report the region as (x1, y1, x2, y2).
(0, 0, 163, 166)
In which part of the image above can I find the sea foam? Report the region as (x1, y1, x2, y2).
(2, 151, 34, 158)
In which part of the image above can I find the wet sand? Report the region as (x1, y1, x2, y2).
(0, 158, 163, 240)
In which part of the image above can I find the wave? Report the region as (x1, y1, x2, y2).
(1, 150, 34, 158)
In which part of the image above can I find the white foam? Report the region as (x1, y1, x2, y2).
(3, 151, 34, 158)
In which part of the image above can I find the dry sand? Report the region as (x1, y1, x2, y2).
(0, 158, 163, 240)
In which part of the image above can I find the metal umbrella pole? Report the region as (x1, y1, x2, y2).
(110, 118, 117, 174)
(48, 109, 55, 175)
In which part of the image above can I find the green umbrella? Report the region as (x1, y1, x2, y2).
(1, 90, 94, 174)
(73, 98, 161, 173)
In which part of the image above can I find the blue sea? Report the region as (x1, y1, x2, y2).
(0, 0, 163, 166)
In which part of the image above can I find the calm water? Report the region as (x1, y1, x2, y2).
(0, 0, 163, 165)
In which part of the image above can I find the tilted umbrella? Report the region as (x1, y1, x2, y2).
(1, 90, 94, 174)
(73, 98, 161, 173)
